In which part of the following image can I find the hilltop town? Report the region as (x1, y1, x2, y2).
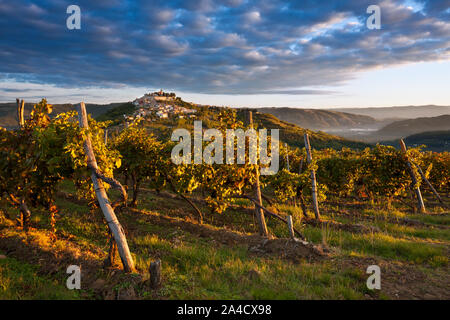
(128, 90, 197, 121)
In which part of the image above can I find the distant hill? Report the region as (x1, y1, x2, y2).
(381, 130, 450, 152)
(247, 111, 369, 150)
(0, 101, 125, 129)
(330, 105, 450, 120)
(374, 115, 450, 141)
(256, 107, 378, 130)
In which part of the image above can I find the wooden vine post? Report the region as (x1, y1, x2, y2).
(16, 98, 25, 128)
(412, 162, 444, 205)
(104, 129, 108, 146)
(285, 143, 290, 171)
(236, 194, 306, 240)
(304, 133, 321, 220)
(77, 102, 135, 272)
(400, 139, 425, 213)
(249, 111, 269, 237)
(285, 143, 295, 205)
(287, 215, 295, 239)
(297, 159, 309, 218)
(14, 99, 30, 229)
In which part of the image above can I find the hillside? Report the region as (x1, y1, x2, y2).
(381, 130, 450, 152)
(256, 107, 378, 131)
(253, 107, 401, 143)
(245, 111, 369, 150)
(375, 115, 450, 141)
(0, 102, 124, 129)
(330, 105, 450, 120)
(96, 101, 369, 150)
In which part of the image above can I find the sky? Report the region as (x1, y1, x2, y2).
(0, 0, 449, 108)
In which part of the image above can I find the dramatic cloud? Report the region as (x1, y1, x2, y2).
(0, 0, 448, 98)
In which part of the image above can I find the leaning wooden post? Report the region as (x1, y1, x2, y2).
(412, 162, 444, 205)
(296, 158, 309, 218)
(20, 100, 25, 126)
(285, 143, 290, 171)
(287, 215, 295, 239)
(104, 129, 108, 146)
(304, 133, 321, 220)
(77, 102, 135, 272)
(16, 99, 25, 128)
(400, 139, 425, 213)
(285, 143, 294, 205)
(249, 111, 269, 237)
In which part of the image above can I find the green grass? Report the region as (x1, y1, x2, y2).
(130, 232, 367, 299)
(302, 226, 448, 266)
(371, 222, 450, 242)
(119, 211, 367, 299)
(262, 203, 449, 266)
(0, 255, 81, 300)
(361, 208, 406, 219)
(409, 214, 450, 226)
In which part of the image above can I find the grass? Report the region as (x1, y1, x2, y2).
(409, 213, 450, 226)
(0, 255, 81, 300)
(131, 233, 367, 299)
(303, 226, 446, 265)
(121, 212, 368, 299)
(372, 222, 450, 242)
(0, 181, 448, 299)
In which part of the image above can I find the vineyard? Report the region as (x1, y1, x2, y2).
(0, 99, 449, 299)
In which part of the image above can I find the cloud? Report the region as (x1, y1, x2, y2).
(232, 89, 337, 95)
(0, 0, 448, 97)
(0, 88, 34, 93)
(243, 11, 262, 24)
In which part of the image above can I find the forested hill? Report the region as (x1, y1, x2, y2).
(330, 105, 450, 120)
(381, 130, 450, 152)
(374, 115, 450, 141)
(256, 107, 377, 130)
(241, 110, 369, 150)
